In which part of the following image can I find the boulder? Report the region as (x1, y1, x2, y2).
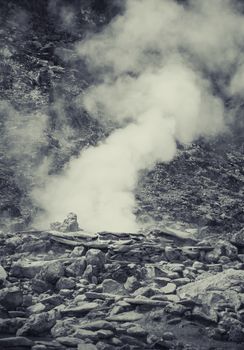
(56, 277, 76, 290)
(86, 249, 105, 275)
(165, 246, 181, 262)
(65, 257, 86, 277)
(102, 279, 124, 294)
(178, 269, 244, 300)
(0, 287, 23, 310)
(40, 261, 64, 284)
(178, 269, 244, 323)
(51, 319, 76, 338)
(51, 213, 79, 232)
(17, 310, 57, 336)
(11, 259, 48, 278)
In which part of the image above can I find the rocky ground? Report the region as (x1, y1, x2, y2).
(0, 214, 244, 350)
(0, 1, 244, 349)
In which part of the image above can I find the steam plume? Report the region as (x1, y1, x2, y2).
(33, 0, 244, 232)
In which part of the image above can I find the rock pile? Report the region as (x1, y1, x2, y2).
(0, 220, 244, 350)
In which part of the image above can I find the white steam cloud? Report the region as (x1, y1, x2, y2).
(33, 0, 244, 232)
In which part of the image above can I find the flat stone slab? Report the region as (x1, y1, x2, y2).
(106, 311, 144, 322)
(0, 336, 33, 347)
(61, 302, 99, 316)
(178, 269, 244, 298)
(123, 297, 169, 306)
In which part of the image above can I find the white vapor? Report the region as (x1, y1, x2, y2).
(33, 0, 244, 232)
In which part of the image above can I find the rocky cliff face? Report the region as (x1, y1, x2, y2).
(0, 0, 243, 235)
(0, 0, 114, 230)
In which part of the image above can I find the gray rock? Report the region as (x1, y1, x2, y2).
(56, 336, 84, 347)
(160, 283, 176, 294)
(86, 249, 105, 274)
(65, 258, 86, 277)
(192, 304, 218, 323)
(32, 278, 51, 293)
(83, 265, 94, 282)
(127, 325, 147, 337)
(0, 287, 23, 310)
(173, 278, 191, 287)
(40, 261, 64, 284)
(32, 340, 65, 350)
(181, 246, 200, 259)
(162, 331, 175, 341)
(56, 277, 76, 290)
(51, 212, 79, 232)
(17, 310, 57, 336)
(164, 303, 188, 316)
(165, 246, 181, 261)
(61, 302, 99, 317)
(11, 259, 48, 278)
(102, 279, 124, 294)
(0, 318, 26, 335)
(73, 329, 98, 342)
(178, 269, 244, 300)
(106, 311, 143, 322)
(166, 263, 185, 272)
(124, 276, 141, 292)
(231, 228, 244, 247)
(124, 297, 168, 307)
(178, 269, 244, 325)
(79, 320, 114, 331)
(192, 261, 205, 270)
(70, 246, 85, 257)
(51, 319, 76, 338)
(40, 295, 63, 310)
(0, 336, 33, 348)
(27, 303, 46, 314)
(31, 345, 47, 350)
(132, 286, 157, 298)
(205, 240, 238, 263)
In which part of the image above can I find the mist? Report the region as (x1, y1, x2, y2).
(33, 0, 244, 232)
